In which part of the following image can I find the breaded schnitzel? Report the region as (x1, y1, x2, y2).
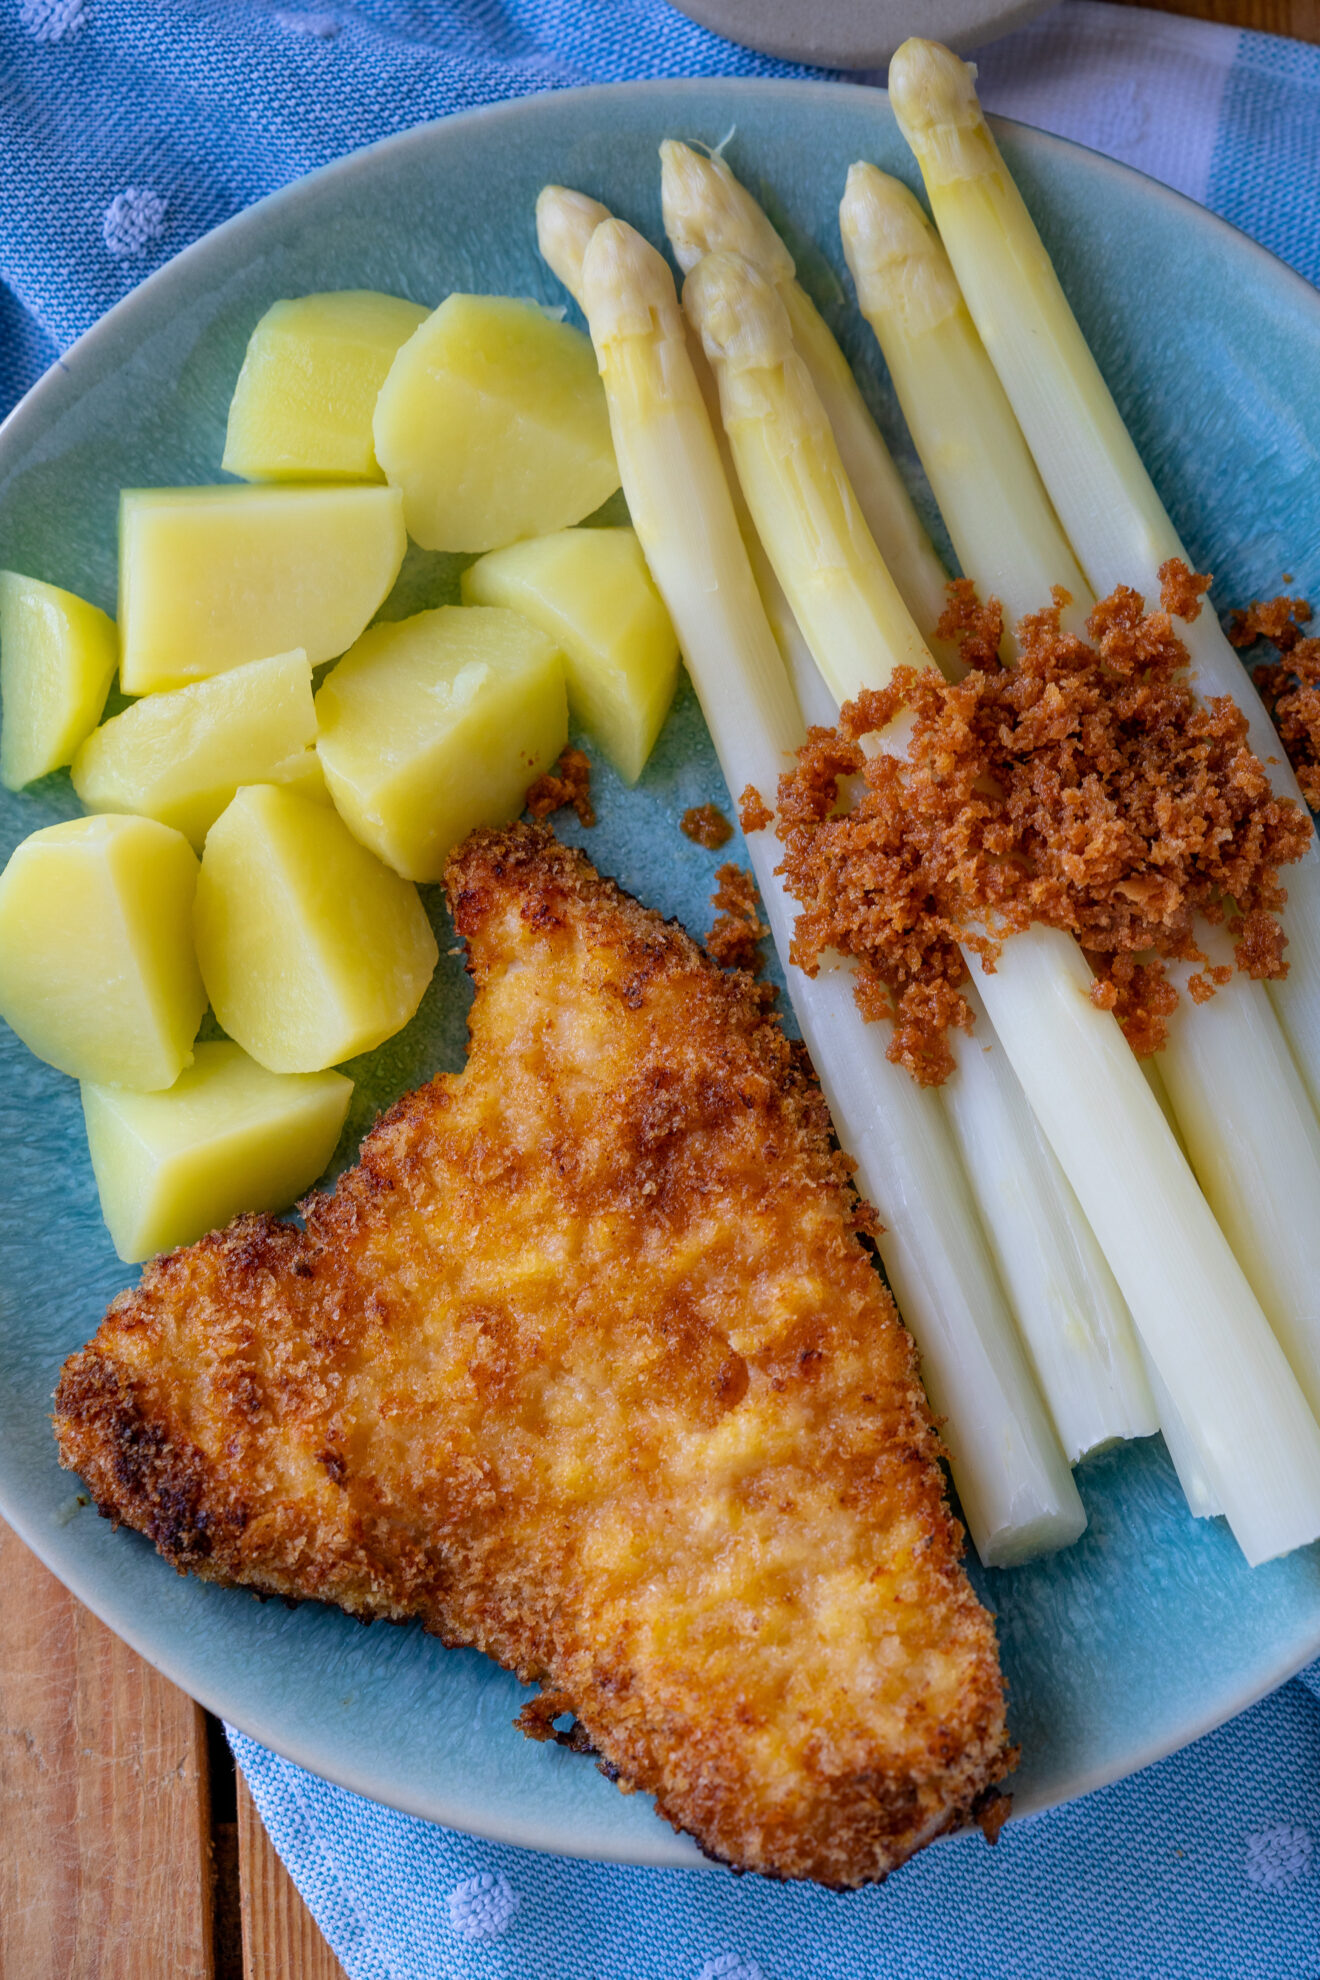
(54, 823, 1010, 1885)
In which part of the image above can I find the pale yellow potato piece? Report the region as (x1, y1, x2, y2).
(194, 783, 437, 1073)
(0, 572, 118, 790)
(223, 291, 430, 484)
(268, 747, 330, 806)
(72, 648, 318, 849)
(315, 604, 567, 881)
(462, 527, 679, 782)
(372, 294, 619, 552)
(82, 1039, 353, 1262)
(0, 814, 204, 1090)
(118, 485, 406, 693)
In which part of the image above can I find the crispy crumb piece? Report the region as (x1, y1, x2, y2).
(1228, 595, 1310, 653)
(849, 1194, 884, 1240)
(738, 785, 773, 834)
(774, 568, 1312, 1082)
(708, 862, 768, 973)
(973, 1785, 1014, 1846)
(1230, 595, 1320, 809)
(525, 747, 595, 828)
(681, 803, 733, 850)
(1158, 558, 1212, 621)
(938, 577, 1005, 673)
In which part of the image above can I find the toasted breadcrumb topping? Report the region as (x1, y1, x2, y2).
(739, 785, 773, 834)
(1230, 594, 1320, 810)
(1158, 557, 1213, 622)
(681, 802, 733, 850)
(708, 862, 768, 974)
(937, 579, 1003, 673)
(774, 567, 1312, 1083)
(525, 747, 595, 828)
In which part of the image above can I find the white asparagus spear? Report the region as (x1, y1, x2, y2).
(1141, 1350, 1222, 1519)
(684, 245, 1320, 1565)
(564, 203, 1085, 1566)
(887, 37, 1320, 1113)
(944, 981, 1157, 1462)
(840, 159, 1320, 1440)
(1160, 920, 1320, 1421)
(536, 186, 838, 732)
(838, 163, 1089, 648)
(659, 160, 1162, 1459)
(659, 141, 959, 670)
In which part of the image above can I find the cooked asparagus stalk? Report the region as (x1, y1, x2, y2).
(659, 162, 1162, 1459)
(659, 141, 958, 668)
(561, 199, 1085, 1565)
(840, 158, 1320, 1439)
(945, 980, 1157, 1463)
(536, 184, 838, 731)
(684, 244, 1320, 1566)
(838, 163, 1088, 648)
(887, 36, 1320, 1114)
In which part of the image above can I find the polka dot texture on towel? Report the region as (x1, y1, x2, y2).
(446, 1871, 519, 1942)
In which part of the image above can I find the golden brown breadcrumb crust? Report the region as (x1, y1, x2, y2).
(1230, 593, 1320, 810)
(53, 824, 1009, 1888)
(525, 745, 595, 827)
(706, 861, 768, 973)
(738, 785, 773, 834)
(681, 802, 733, 850)
(775, 571, 1312, 1081)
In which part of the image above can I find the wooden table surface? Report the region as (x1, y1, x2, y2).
(2, 3, 1317, 1973)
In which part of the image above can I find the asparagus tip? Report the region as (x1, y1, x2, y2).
(580, 217, 681, 342)
(683, 251, 794, 376)
(839, 164, 936, 279)
(536, 185, 612, 305)
(888, 38, 983, 139)
(660, 137, 795, 285)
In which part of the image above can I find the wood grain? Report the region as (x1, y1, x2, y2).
(1110, 0, 1320, 36)
(238, 1774, 349, 1980)
(0, 1518, 214, 1980)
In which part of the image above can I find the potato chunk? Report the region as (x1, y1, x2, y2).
(462, 528, 679, 782)
(72, 648, 318, 848)
(0, 814, 204, 1089)
(315, 604, 567, 881)
(194, 783, 437, 1072)
(0, 572, 118, 790)
(82, 1040, 353, 1262)
(372, 295, 618, 552)
(222, 291, 429, 484)
(118, 485, 406, 693)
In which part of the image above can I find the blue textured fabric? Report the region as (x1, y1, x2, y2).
(231, 1689, 1320, 1980)
(7, 2, 1320, 1973)
(0, 0, 815, 394)
(1207, 31, 1320, 283)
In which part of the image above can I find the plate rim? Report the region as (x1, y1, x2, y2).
(4, 72, 1320, 1863)
(662, 0, 1055, 72)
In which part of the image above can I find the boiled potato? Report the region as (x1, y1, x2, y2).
(194, 783, 437, 1072)
(82, 1040, 352, 1262)
(223, 291, 429, 483)
(372, 295, 618, 552)
(462, 528, 678, 782)
(72, 648, 318, 848)
(315, 604, 567, 881)
(0, 814, 205, 1089)
(268, 747, 330, 807)
(0, 571, 118, 790)
(118, 485, 406, 693)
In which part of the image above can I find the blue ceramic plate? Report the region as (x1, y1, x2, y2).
(3, 80, 1320, 1871)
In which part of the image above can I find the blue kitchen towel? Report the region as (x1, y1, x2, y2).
(6, 2, 1320, 1975)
